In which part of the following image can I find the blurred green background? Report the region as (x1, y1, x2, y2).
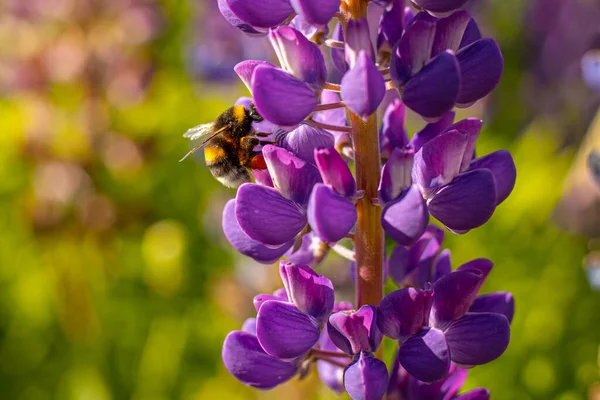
(1, 0, 599, 399)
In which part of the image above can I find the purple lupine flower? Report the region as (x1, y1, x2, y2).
(387, 360, 490, 400)
(377, 262, 512, 382)
(328, 305, 388, 400)
(390, 11, 503, 118)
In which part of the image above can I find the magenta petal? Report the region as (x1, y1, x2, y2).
(413, 0, 468, 13)
(280, 123, 335, 164)
(413, 129, 468, 198)
(307, 184, 357, 243)
(454, 388, 490, 400)
(263, 145, 322, 205)
(290, 0, 339, 25)
(469, 150, 516, 205)
(379, 146, 414, 204)
(279, 262, 334, 321)
(391, 18, 436, 85)
(234, 60, 276, 92)
(382, 185, 429, 246)
(341, 51, 386, 120)
(428, 168, 497, 231)
(430, 269, 483, 330)
(218, 0, 266, 35)
(235, 183, 307, 246)
(252, 65, 317, 127)
(432, 11, 472, 56)
(381, 98, 409, 149)
(241, 318, 257, 335)
(314, 148, 356, 197)
(344, 352, 389, 400)
(269, 26, 327, 90)
(445, 313, 510, 365)
(399, 327, 450, 383)
(402, 50, 461, 118)
(456, 38, 503, 105)
(222, 331, 297, 389)
(377, 288, 427, 341)
(469, 292, 515, 323)
(222, 199, 292, 263)
(329, 305, 383, 355)
(410, 111, 456, 152)
(254, 293, 287, 312)
(226, 0, 294, 28)
(256, 300, 321, 359)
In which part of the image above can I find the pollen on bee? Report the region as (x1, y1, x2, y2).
(232, 105, 246, 124)
(204, 146, 225, 164)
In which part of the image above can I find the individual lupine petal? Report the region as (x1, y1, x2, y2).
(226, 0, 294, 29)
(412, 0, 468, 14)
(217, 0, 266, 36)
(234, 60, 276, 92)
(469, 150, 516, 205)
(399, 327, 450, 383)
(388, 244, 410, 285)
(328, 305, 383, 355)
(455, 38, 503, 106)
(379, 146, 414, 204)
(242, 318, 258, 334)
(290, 0, 340, 25)
(439, 365, 469, 400)
(341, 51, 386, 120)
(433, 249, 452, 282)
(391, 17, 436, 87)
(404, 6, 415, 26)
(456, 258, 493, 281)
(252, 168, 274, 187)
(262, 145, 322, 205)
(413, 130, 468, 198)
(269, 26, 327, 91)
(378, 0, 405, 52)
(381, 185, 429, 246)
(344, 352, 389, 400)
(315, 147, 356, 197)
(317, 326, 349, 393)
(222, 331, 298, 389)
(431, 11, 472, 57)
(454, 388, 490, 400)
(377, 288, 427, 341)
(446, 118, 482, 171)
(331, 23, 348, 74)
(289, 14, 328, 43)
(430, 269, 483, 330)
(222, 200, 292, 263)
(256, 300, 321, 359)
(445, 313, 510, 365)
(279, 261, 335, 320)
(235, 183, 307, 246)
(469, 292, 515, 323)
(401, 50, 461, 118)
(345, 18, 375, 68)
(280, 123, 335, 165)
(427, 168, 497, 231)
(410, 113, 454, 153)
(307, 184, 357, 243)
(254, 293, 287, 312)
(252, 65, 318, 127)
(397, 225, 445, 287)
(381, 99, 408, 149)
(286, 232, 328, 265)
(459, 18, 482, 48)
(386, 351, 410, 399)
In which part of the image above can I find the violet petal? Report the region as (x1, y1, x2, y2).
(469, 292, 515, 323)
(430, 269, 483, 330)
(413, 0, 468, 14)
(217, 0, 266, 36)
(256, 300, 321, 359)
(344, 352, 389, 400)
(391, 18, 436, 85)
(235, 183, 307, 246)
(377, 288, 428, 341)
(341, 50, 386, 120)
(378, 1, 405, 51)
(222, 331, 297, 389)
(290, 0, 340, 25)
(432, 10, 472, 56)
(331, 22, 348, 73)
(280, 123, 335, 164)
(345, 18, 375, 68)
(469, 150, 516, 205)
(379, 146, 414, 204)
(226, 0, 294, 28)
(328, 305, 383, 355)
(234, 60, 276, 92)
(445, 312, 510, 365)
(456, 38, 503, 106)
(381, 185, 429, 246)
(314, 147, 356, 197)
(445, 118, 482, 171)
(307, 184, 357, 243)
(399, 327, 450, 383)
(381, 98, 409, 149)
(410, 111, 456, 152)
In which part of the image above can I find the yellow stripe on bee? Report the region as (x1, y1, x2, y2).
(204, 146, 225, 164)
(233, 105, 246, 124)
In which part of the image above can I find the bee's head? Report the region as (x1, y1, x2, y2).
(248, 103, 264, 122)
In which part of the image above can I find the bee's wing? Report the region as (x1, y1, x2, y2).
(183, 123, 214, 141)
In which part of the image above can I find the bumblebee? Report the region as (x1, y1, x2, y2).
(180, 104, 269, 188)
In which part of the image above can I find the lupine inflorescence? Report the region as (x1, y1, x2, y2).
(214, 0, 517, 398)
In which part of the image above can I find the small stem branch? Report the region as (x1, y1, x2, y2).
(313, 101, 346, 112)
(331, 244, 356, 261)
(325, 39, 345, 49)
(318, 358, 350, 369)
(323, 82, 342, 91)
(312, 121, 352, 132)
(311, 349, 353, 359)
(350, 111, 384, 309)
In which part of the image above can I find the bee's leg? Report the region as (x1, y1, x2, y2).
(254, 132, 271, 138)
(240, 136, 260, 166)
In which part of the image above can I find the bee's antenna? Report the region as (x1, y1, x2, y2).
(179, 125, 229, 162)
